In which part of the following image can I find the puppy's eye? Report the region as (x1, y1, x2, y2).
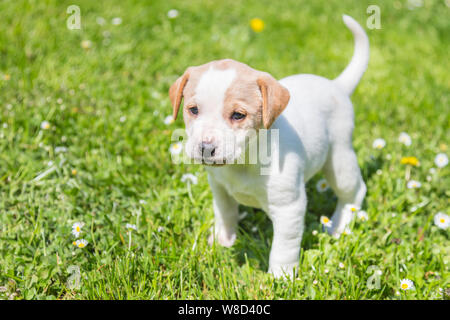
(231, 112, 246, 121)
(189, 106, 198, 115)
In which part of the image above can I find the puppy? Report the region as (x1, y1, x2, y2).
(169, 15, 369, 278)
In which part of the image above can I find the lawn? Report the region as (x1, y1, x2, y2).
(0, 0, 448, 300)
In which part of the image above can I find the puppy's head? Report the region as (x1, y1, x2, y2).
(169, 59, 290, 165)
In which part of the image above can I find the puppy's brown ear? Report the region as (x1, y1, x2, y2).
(257, 74, 290, 129)
(169, 70, 190, 120)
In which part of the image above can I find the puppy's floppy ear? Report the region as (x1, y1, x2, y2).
(257, 74, 290, 129)
(169, 69, 190, 120)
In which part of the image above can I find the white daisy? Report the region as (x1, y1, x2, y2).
(169, 142, 183, 156)
(407, 0, 423, 10)
(96, 17, 106, 25)
(320, 216, 332, 228)
(312, 230, 318, 236)
(400, 279, 414, 290)
(55, 146, 68, 154)
(339, 262, 345, 269)
(126, 223, 137, 231)
(434, 212, 449, 230)
(164, 115, 174, 125)
(111, 17, 122, 25)
(407, 180, 421, 189)
(167, 9, 179, 19)
(357, 210, 368, 221)
(316, 178, 329, 193)
(119, 116, 126, 123)
(398, 132, 412, 146)
(40, 121, 51, 130)
(434, 153, 448, 168)
(71, 222, 84, 238)
(342, 227, 352, 235)
(74, 239, 88, 248)
(372, 138, 386, 149)
(181, 173, 198, 185)
(344, 204, 360, 214)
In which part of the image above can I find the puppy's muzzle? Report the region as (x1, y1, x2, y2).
(201, 142, 216, 158)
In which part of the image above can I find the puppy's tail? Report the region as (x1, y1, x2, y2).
(333, 15, 369, 96)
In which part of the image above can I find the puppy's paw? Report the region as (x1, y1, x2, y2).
(268, 262, 298, 280)
(208, 229, 236, 248)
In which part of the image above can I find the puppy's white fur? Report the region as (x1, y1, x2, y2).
(171, 15, 369, 278)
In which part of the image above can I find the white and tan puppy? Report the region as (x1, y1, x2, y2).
(169, 15, 369, 278)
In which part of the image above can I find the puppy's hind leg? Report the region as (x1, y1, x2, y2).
(322, 143, 366, 237)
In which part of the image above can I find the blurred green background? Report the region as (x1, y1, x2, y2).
(0, 0, 448, 299)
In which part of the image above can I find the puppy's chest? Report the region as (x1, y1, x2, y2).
(211, 168, 267, 210)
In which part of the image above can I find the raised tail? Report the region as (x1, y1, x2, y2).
(333, 15, 369, 96)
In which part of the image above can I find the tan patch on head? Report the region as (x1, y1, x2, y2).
(222, 70, 263, 130)
(169, 59, 290, 129)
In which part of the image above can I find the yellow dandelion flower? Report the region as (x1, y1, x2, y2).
(250, 18, 265, 33)
(400, 156, 419, 166)
(71, 169, 77, 176)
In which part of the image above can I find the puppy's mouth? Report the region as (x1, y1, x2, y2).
(202, 161, 226, 167)
(190, 156, 230, 166)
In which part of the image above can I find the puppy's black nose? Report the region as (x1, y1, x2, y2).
(201, 142, 216, 158)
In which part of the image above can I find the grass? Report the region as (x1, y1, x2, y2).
(0, 0, 449, 300)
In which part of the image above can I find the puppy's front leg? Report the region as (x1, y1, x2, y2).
(207, 176, 239, 248)
(268, 186, 306, 279)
